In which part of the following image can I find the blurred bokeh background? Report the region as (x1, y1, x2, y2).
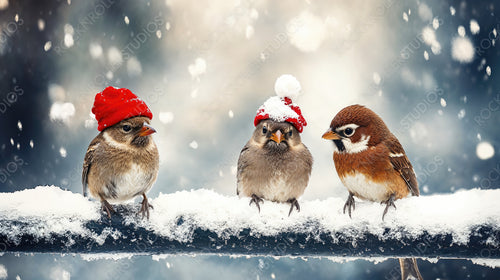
(0, 0, 499, 279)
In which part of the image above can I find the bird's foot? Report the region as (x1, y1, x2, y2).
(343, 192, 355, 218)
(249, 194, 264, 212)
(138, 194, 154, 219)
(101, 199, 115, 219)
(287, 198, 300, 216)
(382, 193, 397, 221)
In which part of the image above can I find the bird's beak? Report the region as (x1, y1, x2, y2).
(322, 128, 341, 140)
(138, 123, 156, 136)
(270, 130, 284, 144)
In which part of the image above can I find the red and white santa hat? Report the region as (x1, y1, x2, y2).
(92, 86, 153, 131)
(254, 74, 307, 133)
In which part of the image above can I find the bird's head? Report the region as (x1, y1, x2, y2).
(253, 120, 301, 153)
(104, 116, 156, 147)
(322, 105, 390, 153)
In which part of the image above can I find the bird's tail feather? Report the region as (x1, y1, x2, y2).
(399, 258, 423, 280)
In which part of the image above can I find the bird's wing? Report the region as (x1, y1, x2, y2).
(82, 140, 100, 197)
(236, 144, 251, 195)
(386, 137, 419, 196)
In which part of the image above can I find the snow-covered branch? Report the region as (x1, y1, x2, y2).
(0, 186, 499, 258)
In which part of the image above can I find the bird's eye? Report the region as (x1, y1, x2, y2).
(344, 128, 354, 136)
(288, 130, 293, 137)
(122, 125, 132, 132)
(262, 126, 268, 134)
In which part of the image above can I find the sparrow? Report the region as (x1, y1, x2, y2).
(322, 104, 422, 280)
(322, 104, 419, 220)
(82, 116, 159, 219)
(237, 120, 313, 215)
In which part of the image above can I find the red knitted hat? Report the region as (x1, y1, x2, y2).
(92, 87, 153, 131)
(254, 75, 307, 133)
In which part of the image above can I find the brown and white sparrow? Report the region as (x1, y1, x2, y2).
(237, 75, 313, 215)
(322, 104, 419, 220)
(82, 87, 159, 219)
(322, 104, 422, 280)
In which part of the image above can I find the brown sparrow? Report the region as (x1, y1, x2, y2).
(322, 104, 422, 280)
(237, 75, 313, 215)
(82, 87, 159, 219)
(322, 104, 419, 220)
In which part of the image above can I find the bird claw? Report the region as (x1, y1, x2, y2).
(382, 193, 397, 221)
(288, 198, 300, 216)
(343, 192, 355, 218)
(249, 194, 264, 212)
(138, 194, 153, 219)
(101, 199, 115, 219)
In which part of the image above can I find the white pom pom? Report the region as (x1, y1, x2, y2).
(274, 74, 301, 100)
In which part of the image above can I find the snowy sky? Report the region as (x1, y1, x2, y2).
(1, 0, 498, 201)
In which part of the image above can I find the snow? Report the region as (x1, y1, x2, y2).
(110, 187, 499, 246)
(63, 24, 74, 48)
(432, 18, 439, 30)
(423, 51, 429, 60)
(257, 96, 299, 122)
(486, 66, 491, 76)
(0, 0, 7, 10)
(189, 140, 198, 149)
(451, 36, 475, 63)
(188, 58, 207, 78)
(470, 20, 480, 35)
(403, 12, 408, 22)
(422, 27, 441, 54)
(64, 34, 74, 48)
(0, 186, 100, 245)
(80, 253, 134, 261)
(471, 259, 500, 268)
(476, 142, 494, 160)
(106, 71, 113, 80)
(50, 267, 70, 280)
(450, 6, 456, 16)
(49, 102, 75, 124)
(228, 110, 234, 118)
(17, 120, 22, 131)
(440, 98, 446, 107)
(89, 43, 103, 59)
(287, 11, 327, 53)
(43, 41, 52, 51)
(159, 112, 174, 124)
(372, 72, 381, 85)
(274, 74, 301, 100)
(48, 84, 66, 102)
(124, 16, 130, 25)
(418, 3, 433, 22)
(59, 147, 67, 158)
(29, 140, 34, 148)
(107, 47, 123, 66)
(458, 26, 466, 37)
(126, 57, 142, 77)
(1, 186, 499, 251)
(458, 109, 466, 119)
(0, 265, 6, 280)
(38, 19, 45, 31)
